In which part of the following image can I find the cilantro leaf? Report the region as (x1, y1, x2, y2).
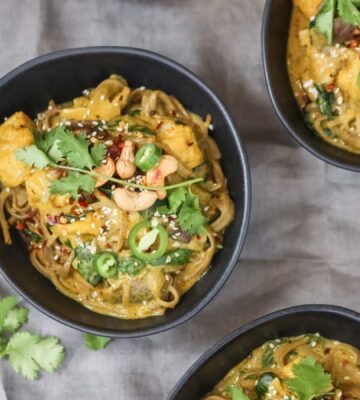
(0, 297, 17, 327)
(285, 357, 333, 400)
(338, 0, 360, 25)
(56, 130, 95, 170)
(15, 145, 51, 169)
(168, 187, 187, 212)
(91, 143, 107, 167)
(228, 386, 250, 400)
(84, 333, 112, 350)
(33, 129, 65, 163)
(0, 297, 28, 334)
(50, 172, 96, 199)
(177, 191, 208, 235)
(3, 308, 28, 333)
(312, 0, 336, 44)
(5, 332, 65, 380)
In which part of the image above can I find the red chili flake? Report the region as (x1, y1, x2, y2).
(172, 110, 177, 116)
(78, 198, 89, 208)
(324, 348, 331, 354)
(156, 121, 164, 129)
(108, 145, 121, 160)
(47, 215, 59, 226)
(150, 110, 156, 116)
(196, 234, 201, 240)
(15, 222, 26, 231)
(349, 39, 358, 49)
(325, 83, 336, 92)
(105, 243, 112, 249)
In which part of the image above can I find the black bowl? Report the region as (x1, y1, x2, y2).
(168, 305, 360, 399)
(0, 47, 250, 338)
(262, 0, 360, 172)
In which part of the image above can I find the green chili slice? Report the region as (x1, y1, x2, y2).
(135, 144, 162, 172)
(92, 251, 119, 279)
(128, 220, 168, 261)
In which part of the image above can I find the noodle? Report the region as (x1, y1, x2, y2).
(0, 75, 234, 320)
(204, 335, 360, 400)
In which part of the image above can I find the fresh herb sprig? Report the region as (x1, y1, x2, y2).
(312, 0, 360, 44)
(158, 187, 208, 235)
(16, 127, 203, 198)
(0, 296, 65, 380)
(285, 357, 333, 400)
(83, 333, 112, 351)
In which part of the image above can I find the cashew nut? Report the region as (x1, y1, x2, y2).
(94, 157, 115, 187)
(113, 188, 157, 211)
(116, 140, 136, 179)
(146, 155, 178, 200)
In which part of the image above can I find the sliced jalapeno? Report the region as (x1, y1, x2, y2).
(135, 144, 162, 172)
(92, 251, 119, 279)
(128, 220, 168, 261)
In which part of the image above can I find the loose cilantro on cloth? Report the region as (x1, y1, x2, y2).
(83, 334, 112, 350)
(0, 296, 64, 380)
(4, 333, 64, 380)
(285, 357, 333, 400)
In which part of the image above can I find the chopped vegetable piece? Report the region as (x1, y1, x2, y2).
(118, 256, 146, 276)
(23, 229, 42, 243)
(73, 247, 101, 286)
(93, 251, 119, 279)
(228, 386, 250, 400)
(135, 144, 162, 172)
(150, 249, 193, 265)
(128, 220, 168, 261)
(128, 125, 155, 136)
(255, 373, 276, 398)
(316, 84, 334, 118)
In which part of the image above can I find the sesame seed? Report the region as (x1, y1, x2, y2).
(100, 95, 105, 101)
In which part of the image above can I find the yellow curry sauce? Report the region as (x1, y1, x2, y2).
(204, 334, 360, 400)
(288, 0, 360, 153)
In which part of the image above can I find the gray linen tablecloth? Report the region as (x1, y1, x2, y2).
(0, 1, 359, 399)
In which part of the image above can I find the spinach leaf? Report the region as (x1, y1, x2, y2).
(128, 125, 155, 136)
(74, 247, 101, 286)
(150, 249, 193, 266)
(118, 256, 146, 276)
(316, 85, 334, 118)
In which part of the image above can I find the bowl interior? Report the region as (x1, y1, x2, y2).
(169, 306, 360, 399)
(0, 48, 250, 337)
(263, 0, 360, 171)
